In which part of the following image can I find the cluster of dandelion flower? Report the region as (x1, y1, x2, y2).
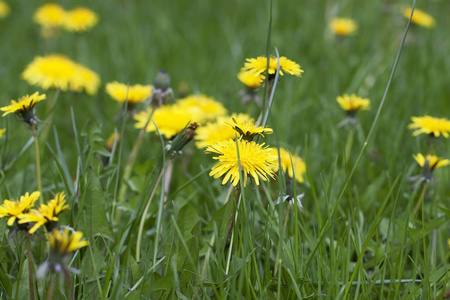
(329, 18, 358, 36)
(34, 3, 98, 36)
(0, 0, 9, 18)
(0, 92, 46, 127)
(413, 153, 449, 182)
(408, 115, 450, 138)
(402, 7, 435, 28)
(22, 54, 101, 95)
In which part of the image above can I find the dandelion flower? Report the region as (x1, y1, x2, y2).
(238, 70, 263, 90)
(242, 56, 304, 78)
(329, 18, 358, 36)
(408, 115, 450, 138)
(205, 139, 277, 187)
(134, 105, 192, 139)
(22, 54, 100, 94)
(0, 192, 40, 226)
(18, 192, 69, 234)
(63, 7, 98, 32)
(413, 153, 449, 181)
(178, 94, 227, 123)
(48, 228, 89, 255)
(337, 93, 370, 114)
(402, 7, 435, 28)
(1, 92, 46, 125)
(229, 117, 273, 141)
(106, 81, 153, 104)
(195, 114, 253, 148)
(0, 1, 10, 18)
(34, 3, 66, 28)
(272, 147, 306, 183)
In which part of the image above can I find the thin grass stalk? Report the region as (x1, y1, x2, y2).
(32, 126, 43, 204)
(26, 235, 35, 300)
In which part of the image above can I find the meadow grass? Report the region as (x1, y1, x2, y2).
(0, 0, 449, 299)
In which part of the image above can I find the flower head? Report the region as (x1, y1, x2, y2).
(205, 139, 277, 187)
(1, 92, 46, 125)
(242, 56, 304, 78)
(272, 147, 306, 183)
(34, 4, 66, 29)
(238, 70, 262, 90)
(0, 1, 10, 18)
(22, 54, 100, 94)
(0, 192, 40, 226)
(229, 118, 273, 141)
(413, 153, 449, 181)
(402, 7, 435, 28)
(408, 116, 450, 138)
(48, 228, 89, 255)
(106, 81, 153, 104)
(134, 105, 192, 139)
(337, 93, 370, 114)
(329, 18, 358, 36)
(18, 192, 69, 234)
(63, 7, 98, 32)
(195, 114, 253, 149)
(178, 94, 227, 123)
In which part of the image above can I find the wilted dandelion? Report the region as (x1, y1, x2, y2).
(22, 54, 100, 94)
(329, 18, 358, 36)
(413, 153, 449, 181)
(205, 139, 277, 187)
(134, 105, 192, 138)
(402, 7, 435, 28)
(178, 94, 227, 123)
(337, 93, 370, 117)
(0, 92, 46, 126)
(272, 147, 306, 184)
(0, 0, 9, 18)
(229, 117, 273, 141)
(63, 7, 98, 32)
(408, 115, 450, 138)
(194, 114, 253, 148)
(106, 81, 153, 104)
(18, 192, 69, 234)
(0, 192, 40, 227)
(242, 56, 303, 79)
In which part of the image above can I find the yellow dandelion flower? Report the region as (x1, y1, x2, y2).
(48, 228, 89, 255)
(63, 7, 98, 32)
(413, 153, 450, 170)
(205, 139, 277, 187)
(34, 3, 66, 28)
(0, 192, 40, 226)
(195, 114, 253, 149)
(134, 105, 192, 139)
(402, 7, 435, 28)
(178, 94, 227, 123)
(106, 81, 153, 104)
(0, 128, 5, 138)
(242, 56, 304, 78)
(237, 70, 263, 90)
(1, 92, 46, 125)
(0, 1, 10, 18)
(329, 18, 358, 36)
(71, 64, 101, 95)
(337, 93, 370, 113)
(18, 192, 69, 234)
(272, 147, 306, 183)
(229, 117, 273, 141)
(408, 115, 450, 138)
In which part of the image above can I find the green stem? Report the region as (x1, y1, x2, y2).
(136, 168, 164, 262)
(32, 126, 43, 204)
(48, 275, 55, 300)
(413, 182, 427, 215)
(26, 235, 35, 300)
(62, 266, 74, 300)
(345, 127, 355, 163)
(274, 204, 290, 275)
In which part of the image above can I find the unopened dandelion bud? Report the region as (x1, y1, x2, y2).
(154, 70, 171, 91)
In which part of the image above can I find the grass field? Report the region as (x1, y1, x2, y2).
(0, 0, 449, 299)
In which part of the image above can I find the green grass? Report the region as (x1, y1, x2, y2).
(1, 0, 450, 299)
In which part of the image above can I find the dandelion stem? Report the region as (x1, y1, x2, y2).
(32, 126, 43, 204)
(48, 275, 55, 300)
(413, 181, 427, 215)
(62, 266, 74, 300)
(136, 167, 164, 262)
(26, 235, 36, 300)
(345, 127, 355, 163)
